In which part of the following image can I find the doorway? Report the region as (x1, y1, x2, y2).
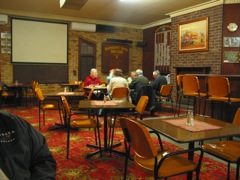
(78, 39, 96, 81)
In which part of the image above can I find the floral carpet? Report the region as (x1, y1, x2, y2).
(0, 105, 237, 180)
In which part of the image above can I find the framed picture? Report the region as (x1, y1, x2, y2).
(178, 17, 208, 53)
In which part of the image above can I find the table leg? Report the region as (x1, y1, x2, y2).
(187, 142, 194, 179)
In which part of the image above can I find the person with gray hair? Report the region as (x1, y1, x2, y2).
(150, 70, 167, 94)
(129, 69, 148, 104)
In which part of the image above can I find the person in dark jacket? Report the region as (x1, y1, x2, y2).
(150, 70, 167, 95)
(0, 110, 56, 180)
(129, 69, 149, 104)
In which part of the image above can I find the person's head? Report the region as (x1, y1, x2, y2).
(153, 70, 160, 79)
(90, 68, 98, 78)
(113, 68, 123, 77)
(136, 69, 143, 76)
(130, 71, 137, 79)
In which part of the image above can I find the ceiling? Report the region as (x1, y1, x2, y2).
(0, 0, 215, 28)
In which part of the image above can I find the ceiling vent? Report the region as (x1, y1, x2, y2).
(60, 0, 88, 10)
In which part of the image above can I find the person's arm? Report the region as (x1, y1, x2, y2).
(129, 78, 137, 90)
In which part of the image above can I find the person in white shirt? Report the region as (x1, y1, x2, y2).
(107, 68, 130, 103)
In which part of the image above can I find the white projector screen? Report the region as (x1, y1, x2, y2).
(12, 18, 68, 64)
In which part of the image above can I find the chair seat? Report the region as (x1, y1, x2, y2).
(135, 151, 198, 178)
(208, 96, 240, 103)
(70, 118, 98, 128)
(202, 141, 240, 162)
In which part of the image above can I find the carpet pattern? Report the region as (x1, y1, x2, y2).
(0, 105, 237, 180)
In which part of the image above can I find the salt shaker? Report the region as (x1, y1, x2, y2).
(190, 111, 194, 126)
(186, 110, 191, 125)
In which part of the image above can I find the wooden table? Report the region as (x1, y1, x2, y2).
(138, 116, 240, 179)
(78, 100, 135, 157)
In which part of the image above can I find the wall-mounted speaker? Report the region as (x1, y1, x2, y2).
(71, 22, 96, 32)
(106, 38, 132, 44)
(96, 25, 115, 33)
(0, 14, 8, 25)
(136, 41, 147, 48)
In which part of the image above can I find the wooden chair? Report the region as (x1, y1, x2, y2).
(203, 76, 240, 120)
(110, 87, 129, 102)
(0, 84, 15, 106)
(23, 80, 38, 105)
(156, 84, 175, 116)
(108, 96, 163, 156)
(202, 107, 240, 180)
(35, 87, 63, 130)
(177, 75, 206, 116)
(61, 96, 101, 159)
(119, 117, 204, 180)
(175, 74, 184, 116)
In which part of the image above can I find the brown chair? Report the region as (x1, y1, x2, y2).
(203, 76, 240, 121)
(108, 96, 163, 156)
(35, 87, 63, 130)
(23, 80, 38, 105)
(202, 107, 240, 180)
(178, 75, 206, 116)
(61, 96, 101, 159)
(156, 84, 175, 116)
(0, 84, 15, 106)
(175, 74, 184, 115)
(76, 82, 84, 92)
(110, 87, 129, 101)
(119, 117, 204, 180)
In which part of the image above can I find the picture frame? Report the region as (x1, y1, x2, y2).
(178, 17, 208, 53)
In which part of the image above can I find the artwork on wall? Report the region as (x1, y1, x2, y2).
(223, 37, 240, 47)
(0, 32, 11, 54)
(178, 17, 208, 53)
(223, 51, 240, 63)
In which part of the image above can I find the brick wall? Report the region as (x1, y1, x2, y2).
(0, 22, 143, 92)
(170, 5, 223, 98)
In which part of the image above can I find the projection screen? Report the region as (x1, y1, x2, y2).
(12, 18, 68, 64)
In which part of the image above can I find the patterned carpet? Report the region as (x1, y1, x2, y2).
(0, 104, 237, 180)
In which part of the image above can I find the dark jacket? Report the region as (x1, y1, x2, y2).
(150, 75, 167, 93)
(0, 110, 56, 180)
(129, 75, 149, 92)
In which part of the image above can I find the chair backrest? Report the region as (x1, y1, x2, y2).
(233, 107, 240, 126)
(206, 76, 230, 97)
(135, 96, 149, 114)
(181, 75, 200, 93)
(87, 88, 94, 100)
(119, 117, 158, 158)
(35, 87, 45, 101)
(31, 81, 38, 91)
(78, 82, 84, 91)
(61, 96, 71, 117)
(160, 84, 173, 97)
(111, 87, 129, 99)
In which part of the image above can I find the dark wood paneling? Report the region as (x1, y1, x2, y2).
(13, 64, 68, 84)
(222, 4, 240, 74)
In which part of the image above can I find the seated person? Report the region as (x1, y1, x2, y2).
(127, 71, 137, 83)
(84, 68, 103, 100)
(150, 70, 167, 95)
(129, 69, 149, 104)
(0, 110, 56, 179)
(107, 68, 130, 103)
(106, 69, 114, 85)
(84, 68, 101, 86)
